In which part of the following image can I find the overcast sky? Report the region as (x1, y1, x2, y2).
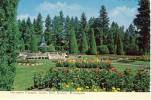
(17, 0, 138, 28)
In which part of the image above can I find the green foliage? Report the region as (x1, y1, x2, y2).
(69, 29, 79, 54)
(47, 44, 55, 52)
(35, 13, 43, 35)
(56, 61, 111, 69)
(38, 46, 47, 53)
(81, 32, 88, 53)
(133, 69, 150, 92)
(31, 66, 149, 92)
(116, 33, 124, 55)
(31, 34, 38, 52)
(80, 12, 87, 32)
(0, 0, 19, 90)
(89, 29, 97, 55)
(107, 27, 115, 54)
(98, 45, 109, 54)
(16, 3, 148, 55)
(44, 15, 52, 45)
(99, 5, 109, 45)
(124, 24, 139, 55)
(134, 0, 150, 53)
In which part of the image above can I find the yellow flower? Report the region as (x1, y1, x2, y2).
(76, 87, 82, 92)
(112, 87, 116, 90)
(94, 89, 97, 92)
(113, 89, 118, 92)
(64, 84, 69, 88)
(117, 88, 120, 91)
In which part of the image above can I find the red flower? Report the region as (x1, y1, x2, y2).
(110, 67, 117, 72)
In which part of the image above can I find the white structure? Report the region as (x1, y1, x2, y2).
(17, 52, 67, 60)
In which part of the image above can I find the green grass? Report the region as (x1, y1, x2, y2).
(13, 60, 55, 91)
(12, 55, 150, 90)
(112, 60, 150, 75)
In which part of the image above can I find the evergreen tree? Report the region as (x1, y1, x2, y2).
(89, 29, 97, 55)
(0, 0, 19, 90)
(99, 5, 109, 45)
(69, 29, 79, 54)
(64, 16, 72, 50)
(107, 31, 114, 54)
(20, 19, 27, 45)
(124, 24, 139, 55)
(74, 17, 80, 38)
(111, 22, 120, 54)
(31, 33, 38, 52)
(25, 17, 32, 50)
(53, 11, 65, 51)
(35, 13, 43, 35)
(81, 31, 88, 53)
(134, 0, 150, 53)
(44, 15, 52, 45)
(35, 13, 43, 45)
(116, 33, 124, 55)
(17, 20, 24, 51)
(80, 12, 87, 32)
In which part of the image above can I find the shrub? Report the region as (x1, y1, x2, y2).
(133, 69, 150, 92)
(98, 45, 109, 54)
(47, 44, 55, 52)
(31, 67, 149, 92)
(39, 47, 47, 53)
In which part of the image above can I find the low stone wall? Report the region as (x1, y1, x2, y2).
(17, 52, 67, 60)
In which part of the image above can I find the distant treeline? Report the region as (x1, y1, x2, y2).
(17, 4, 149, 55)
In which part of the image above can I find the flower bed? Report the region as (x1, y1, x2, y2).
(56, 61, 111, 69)
(29, 67, 150, 92)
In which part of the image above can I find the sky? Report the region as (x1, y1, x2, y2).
(17, 0, 138, 28)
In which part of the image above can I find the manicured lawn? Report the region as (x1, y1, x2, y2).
(12, 55, 150, 91)
(112, 60, 150, 74)
(13, 60, 55, 91)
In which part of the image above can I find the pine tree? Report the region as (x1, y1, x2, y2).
(107, 32, 114, 54)
(89, 29, 97, 55)
(111, 22, 120, 54)
(69, 29, 79, 54)
(64, 16, 72, 50)
(35, 13, 43, 45)
(53, 11, 65, 51)
(99, 5, 109, 45)
(45, 15, 52, 45)
(35, 13, 43, 35)
(25, 17, 32, 50)
(116, 33, 124, 55)
(81, 31, 88, 53)
(17, 20, 24, 51)
(31, 33, 38, 52)
(134, 0, 150, 54)
(0, 0, 19, 90)
(124, 24, 138, 55)
(80, 12, 87, 32)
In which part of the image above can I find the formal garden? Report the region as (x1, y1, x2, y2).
(0, 0, 150, 92)
(12, 55, 150, 92)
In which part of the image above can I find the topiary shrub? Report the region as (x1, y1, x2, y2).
(97, 45, 109, 54)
